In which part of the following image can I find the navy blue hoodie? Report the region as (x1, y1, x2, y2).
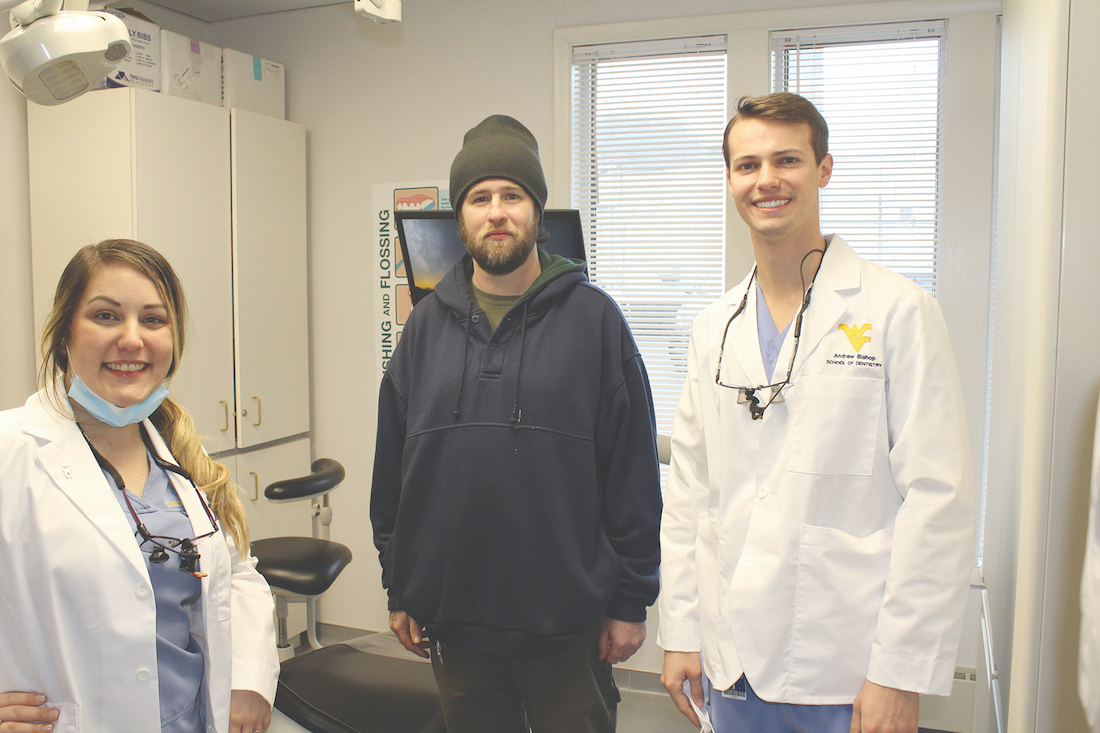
(370, 251, 662, 658)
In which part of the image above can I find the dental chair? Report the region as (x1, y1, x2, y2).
(252, 459, 446, 733)
(251, 458, 354, 659)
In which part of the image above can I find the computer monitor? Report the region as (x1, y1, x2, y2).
(395, 209, 586, 305)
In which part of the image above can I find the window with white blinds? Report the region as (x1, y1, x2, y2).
(773, 21, 946, 295)
(571, 36, 727, 438)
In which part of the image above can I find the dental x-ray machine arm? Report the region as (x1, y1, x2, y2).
(0, 0, 129, 105)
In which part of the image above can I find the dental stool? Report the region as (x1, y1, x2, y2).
(251, 458, 353, 660)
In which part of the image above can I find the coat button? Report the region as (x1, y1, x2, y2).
(471, 314, 480, 323)
(756, 485, 769, 499)
(136, 668, 152, 683)
(135, 585, 150, 598)
(489, 343, 497, 351)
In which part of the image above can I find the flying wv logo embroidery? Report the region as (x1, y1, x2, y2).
(839, 323, 872, 352)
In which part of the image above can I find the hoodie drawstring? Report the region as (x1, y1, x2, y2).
(510, 300, 530, 430)
(453, 301, 473, 420)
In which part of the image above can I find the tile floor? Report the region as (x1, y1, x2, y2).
(620, 692, 698, 732)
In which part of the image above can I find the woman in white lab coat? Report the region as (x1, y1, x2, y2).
(0, 240, 279, 733)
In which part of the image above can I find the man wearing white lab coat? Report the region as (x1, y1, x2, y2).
(658, 93, 975, 733)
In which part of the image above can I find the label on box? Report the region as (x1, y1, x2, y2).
(262, 60, 282, 81)
(160, 29, 222, 105)
(173, 67, 194, 92)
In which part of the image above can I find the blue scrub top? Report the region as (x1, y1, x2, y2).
(105, 456, 206, 732)
(756, 284, 792, 383)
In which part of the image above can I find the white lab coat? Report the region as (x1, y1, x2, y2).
(657, 236, 975, 704)
(0, 390, 279, 732)
(1081, 397, 1100, 731)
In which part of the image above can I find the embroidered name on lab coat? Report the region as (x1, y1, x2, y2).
(839, 323, 872, 352)
(825, 352, 883, 369)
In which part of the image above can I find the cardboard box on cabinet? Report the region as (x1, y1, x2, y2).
(97, 7, 160, 91)
(160, 30, 222, 106)
(222, 48, 285, 119)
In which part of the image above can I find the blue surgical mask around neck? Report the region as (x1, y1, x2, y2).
(67, 374, 170, 428)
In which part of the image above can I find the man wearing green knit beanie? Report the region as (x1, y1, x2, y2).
(371, 115, 662, 733)
(450, 114, 549, 218)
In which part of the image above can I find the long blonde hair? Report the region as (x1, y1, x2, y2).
(39, 239, 251, 553)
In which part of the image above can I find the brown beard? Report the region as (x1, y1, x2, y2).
(459, 214, 538, 276)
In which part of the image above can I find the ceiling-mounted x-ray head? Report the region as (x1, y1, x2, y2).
(0, 0, 130, 105)
(354, 0, 400, 24)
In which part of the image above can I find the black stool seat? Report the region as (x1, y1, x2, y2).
(276, 642, 446, 733)
(253, 537, 352, 597)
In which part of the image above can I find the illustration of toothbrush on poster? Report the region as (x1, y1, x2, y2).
(372, 181, 449, 376)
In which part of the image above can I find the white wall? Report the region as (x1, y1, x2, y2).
(989, 0, 1098, 730)
(0, 79, 35, 410)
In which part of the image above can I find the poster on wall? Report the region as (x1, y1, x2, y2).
(372, 181, 450, 379)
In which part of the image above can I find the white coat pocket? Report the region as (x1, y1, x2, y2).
(49, 700, 79, 732)
(789, 524, 892, 697)
(789, 375, 882, 476)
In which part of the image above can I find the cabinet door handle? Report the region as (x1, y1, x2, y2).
(219, 400, 230, 432)
(249, 471, 259, 502)
(252, 396, 262, 427)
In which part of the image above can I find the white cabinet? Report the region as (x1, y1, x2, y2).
(28, 87, 234, 449)
(231, 109, 309, 448)
(27, 87, 308, 452)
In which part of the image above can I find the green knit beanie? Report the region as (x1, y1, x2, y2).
(449, 115, 547, 214)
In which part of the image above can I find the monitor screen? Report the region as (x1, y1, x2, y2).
(395, 209, 586, 305)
